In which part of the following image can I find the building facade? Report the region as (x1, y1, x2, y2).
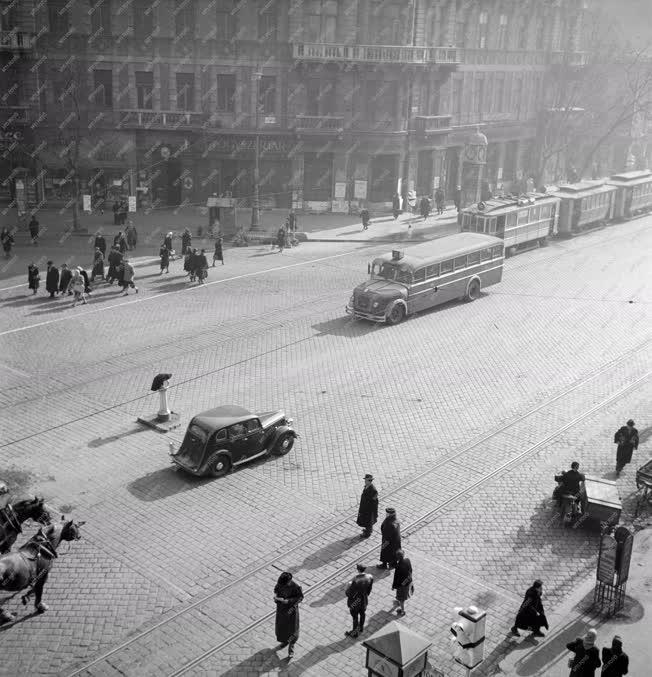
(0, 0, 590, 216)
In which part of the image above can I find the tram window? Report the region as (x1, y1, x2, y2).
(454, 256, 467, 270)
(426, 264, 439, 278)
(506, 212, 517, 228)
(488, 218, 497, 234)
(490, 245, 503, 258)
(467, 251, 480, 265)
(540, 205, 551, 218)
(462, 214, 472, 228)
(480, 248, 491, 261)
(413, 268, 426, 283)
(517, 209, 529, 225)
(581, 198, 587, 209)
(531, 206, 540, 221)
(440, 259, 453, 274)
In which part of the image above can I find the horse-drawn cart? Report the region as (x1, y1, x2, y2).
(634, 458, 652, 516)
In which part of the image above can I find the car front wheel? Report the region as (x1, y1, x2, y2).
(206, 453, 231, 477)
(272, 432, 295, 456)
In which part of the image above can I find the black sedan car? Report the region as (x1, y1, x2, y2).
(170, 405, 298, 477)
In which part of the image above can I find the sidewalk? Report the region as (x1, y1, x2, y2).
(497, 526, 652, 676)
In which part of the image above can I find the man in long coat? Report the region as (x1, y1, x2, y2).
(274, 572, 303, 659)
(59, 263, 72, 295)
(94, 233, 106, 256)
(345, 564, 374, 637)
(45, 261, 59, 298)
(356, 474, 378, 539)
(511, 580, 548, 637)
(377, 508, 401, 569)
(614, 419, 639, 473)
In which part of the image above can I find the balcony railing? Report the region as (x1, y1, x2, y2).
(293, 115, 345, 132)
(0, 31, 34, 51)
(459, 49, 548, 65)
(550, 51, 589, 66)
(413, 115, 452, 133)
(119, 110, 210, 129)
(292, 43, 459, 65)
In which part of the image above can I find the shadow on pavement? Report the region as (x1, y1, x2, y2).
(0, 609, 40, 634)
(299, 535, 360, 571)
(311, 316, 381, 338)
(0, 295, 55, 308)
(219, 648, 284, 676)
(88, 427, 150, 448)
(308, 566, 392, 609)
(127, 467, 212, 501)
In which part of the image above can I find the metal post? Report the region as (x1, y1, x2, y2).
(157, 384, 171, 422)
(251, 71, 262, 230)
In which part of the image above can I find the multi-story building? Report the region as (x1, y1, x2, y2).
(0, 0, 590, 217)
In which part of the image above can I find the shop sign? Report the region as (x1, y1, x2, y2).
(354, 180, 367, 199)
(83, 195, 92, 212)
(128, 196, 137, 212)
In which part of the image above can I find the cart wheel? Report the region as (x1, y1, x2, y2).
(272, 432, 295, 456)
(207, 453, 231, 477)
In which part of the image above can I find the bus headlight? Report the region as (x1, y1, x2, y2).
(372, 301, 380, 308)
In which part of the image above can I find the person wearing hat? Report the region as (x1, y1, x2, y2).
(614, 419, 639, 473)
(566, 628, 601, 677)
(601, 635, 628, 677)
(356, 474, 378, 539)
(377, 507, 401, 569)
(45, 260, 59, 298)
(511, 580, 548, 638)
(345, 564, 374, 638)
(392, 549, 413, 617)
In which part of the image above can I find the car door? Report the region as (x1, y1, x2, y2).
(229, 419, 265, 465)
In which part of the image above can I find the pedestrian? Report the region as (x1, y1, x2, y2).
(94, 233, 107, 257)
(601, 635, 628, 677)
(288, 209, 297, 232)
(78, 267, 91, 294)
(125, 221, 137, 250)
(27, 263, 40, 295)
(614, 419, 639, 473)
(392, 194, 401, 220)
(181, 228, 192, 256)
(119, 200, 128, 225)
(360, 206, 370, 230)
(117, 231, 128, 254)
(91, 247, 105, 282)
(277, 224, 286, 252)
(45, 261, 59, 298)
(188, 248, 199, 282)
(28, 215, 40, 245)
(391, 550, 413, 617)
(453, 185, 462, 212)
(183, 249, 192, 278)
(435, 187, 445, 215)
(1, 227, 14, 258)
(377, 507, 401, 569)
(59, 263, 72, 295)
(164, 231, 173, 252)
(357, 474, 378, 539)
(419, 195, 431, 221)
(106, 246, 122, 284)
(345, 564, 374, 638)
(68, 269, 87, 306)
(112, 200, 120, 225)
(120, 258, 138, 295)
(274, 571, 303, 659)
(196, 249, 208, 284)
(567, 629, 601, 677)
(212, 234, 224, 266)
(159, 243, 170, 274)
(481, 180, 493, 201)
(511, 580, 548, 637)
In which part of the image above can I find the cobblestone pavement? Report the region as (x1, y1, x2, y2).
(0, 219, 650, 676)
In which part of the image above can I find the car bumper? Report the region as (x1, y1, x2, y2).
(170, 455, 205, 476)
(345, 304, 387, 323)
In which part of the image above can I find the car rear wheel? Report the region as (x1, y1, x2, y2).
(272, 432, 295, 456)
(386, 303, 405, 325)
(206, 453, 231, 477)
(466, 279, 481, 301)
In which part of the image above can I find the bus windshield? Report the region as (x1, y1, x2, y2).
(372, 262, 412, 284)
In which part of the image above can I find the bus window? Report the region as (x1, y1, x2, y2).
(488, 217, 497, 234)
(426, 263, 439, 278)
(454, 256, 467, 270)
(396, 269, 412, 284)
(413, 268, 426, 283)
(480, 248, 491, 261)
(467, 251, 480, 265)
(490, 245, 503, 258)
(517, 209, 529, 225)
(506, 212, 517, 228)
(440, 259, 453, 274)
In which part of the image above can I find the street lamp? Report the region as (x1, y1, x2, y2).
(251, 71, 263, 230)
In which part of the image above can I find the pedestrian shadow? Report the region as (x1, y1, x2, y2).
(276, 636, 356, 676)
(0, 609, 40, 634)
(298, 535, 360, 570)
(127, 467, 212, 501)
(219, 648, 284, 676)
(0, 295, 55, 307)
(87, 427, 149, 448)
(250, 250, 281, 257)
(309, 580, 347, 608)
(311, 316, 381, 338)
(149, 280, 195, 293)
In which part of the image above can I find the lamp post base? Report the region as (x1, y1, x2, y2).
(137, 411, 181, 432)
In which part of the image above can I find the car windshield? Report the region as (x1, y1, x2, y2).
(372, 262, 412, 284)
(187, 424, 207, 443)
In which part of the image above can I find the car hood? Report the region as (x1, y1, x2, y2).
(354, 279, 407, 298)
(257, 410, 287, 428)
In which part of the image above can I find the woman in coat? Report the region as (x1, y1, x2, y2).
(274, 572, 303, 659)
(164, 232, 173, 252)
(567, 629, 601, 677)
(91, 248, 105, 282)
(614, 420, 639, 473)
(212, 235, 223, 266)
(377, 508, 401, 568)
(59, 263, 72, 295)
(601, 635, 628, 677)
(126, 222, 137, 250)
(357, 474, 378, 538)
(511, 580, 548, 637)
(181, 228, 192, 256)
(67, 270, 87, 307)
(27, 263, 40, 295)
(392, 550, 413, 616)
(45, 261, 59, 298)
(160, 244, 170, 274)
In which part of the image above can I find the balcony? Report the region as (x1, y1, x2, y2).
(0, 31, 34, 51)
(119, 110, 211, 130)
(292, 43, 459, 66)
(292, 116, 345, 133)
(550, 51, 589, 66)
(413, 115, 452, 134)
(459, 49, 548, 66)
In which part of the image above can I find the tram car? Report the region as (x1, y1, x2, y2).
(553, 181, 617, 236)
(607, 169, 652, 220)
(460, 192, 560, 256)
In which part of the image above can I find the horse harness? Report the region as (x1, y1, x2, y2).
(0, 505, 21, 535)
(18, 537, 58, 589)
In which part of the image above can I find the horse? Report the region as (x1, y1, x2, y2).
(0, 518, 84, 623)
(0, 497, 52, 554)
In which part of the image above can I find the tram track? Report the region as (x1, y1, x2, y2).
(65, 338, 651, 677)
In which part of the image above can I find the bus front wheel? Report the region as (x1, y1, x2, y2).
(386, 303, 406, 325)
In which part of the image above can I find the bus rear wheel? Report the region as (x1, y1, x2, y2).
(466, 279, 481, 301)
(386, 303, 405, 325)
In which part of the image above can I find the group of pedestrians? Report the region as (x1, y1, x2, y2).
(159, 228, 224, 282)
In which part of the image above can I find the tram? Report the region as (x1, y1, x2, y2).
(607, 169, 652, 220)
(460, 193, 560, 256)
(553, 181, 617, 236)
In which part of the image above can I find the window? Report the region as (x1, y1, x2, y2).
(89, 0, 111, 36)
(305, 79, 336, 116)
(229, 423, 246, 439)
(480, 248, 491, 261)
(176, 73, 195, 110)
(506, 212, 517, 228)
(258, 1, 277, 41)
(495, 75, 505, 114)
(214, 428, 227, 442)
(54, 76, 76, 109)
(426, 264, 439, 278)
(305, 0, 337, 42)
(488, 217, 497, 234)
(454, 256, 467, 270)
(478, 11, 488, 49)
(413, 268, 426, 283)
(517, 209, 529, 225)
(452, 78, 463, 116)
(304, 152, 333, 201)
(92, 70, 113, 108)
(259, 75, 276, 116)
(518, 15, 528, 50)
(366, 80, 397, 124)
(174, 0, 195, 40)
(467, 251, 480, 265)
(135, 71, 154, 109)
(397, 269, 412, 284)
(455, 19, 466, 47)
(473, 77, 484, 118)
(497, 14, 508, 49)
(530, 206, 540, 221)
(512, 76, 522, 117)
(370, 0, 404, 45)
(244, 419, 261, 433)
(48, 0, 69, 36)
(216, 0, 237, 40)
(491, 245, 503, 258)
(440, 260, 453, 274)
(216, 74, 236, 112)
(133, 0, 154, 39)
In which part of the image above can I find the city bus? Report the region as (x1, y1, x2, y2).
(345, 232, 504, 325)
